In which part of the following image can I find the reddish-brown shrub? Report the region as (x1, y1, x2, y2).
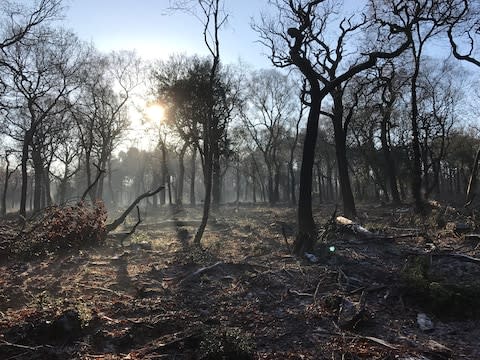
(15, 201, 108, 258)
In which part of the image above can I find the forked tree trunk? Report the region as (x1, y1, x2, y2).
(380, 116, 401, 204)
(332, 98, 356, 218)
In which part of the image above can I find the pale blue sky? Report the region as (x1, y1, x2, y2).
(63, 0, 274, 67)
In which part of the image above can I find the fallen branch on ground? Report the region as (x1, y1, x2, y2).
(106, 185, 164, 234)
(76, 283, 133, 298)
(177, 261, 224, 284)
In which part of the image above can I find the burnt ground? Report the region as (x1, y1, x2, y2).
(1, 203, 480, 359)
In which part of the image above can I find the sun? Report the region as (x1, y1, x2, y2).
(145, 104, 165, 122)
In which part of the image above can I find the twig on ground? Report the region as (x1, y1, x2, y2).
(288, 289, 313, 297)
(0, 340, 43, 351)
(76, 283, 133, 298)
(177, 261, 224, 284)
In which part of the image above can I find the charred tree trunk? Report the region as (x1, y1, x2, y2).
(332, 93, 356, 218)
(32, 148, 43, 212)
(410, 53, 425, 213)
(380, 111, 401, 205)
(293, 82, 321, 255)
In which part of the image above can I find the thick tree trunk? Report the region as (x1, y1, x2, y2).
(293, 88, 321, 255)
(32, 149, 43, 212)
(380, 114, 401, 204)
(20, 130, 33, 217)
(43, 167, 52, 207)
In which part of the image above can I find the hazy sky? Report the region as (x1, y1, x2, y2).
(64, 0, 273, 68)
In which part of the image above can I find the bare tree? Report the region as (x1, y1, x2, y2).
(74, 51, 141, 203)
(2, 27, 87, 215)
(254, 0, 413, 254)
(241, 69, 297, 204)
(0, 0, 65, 216)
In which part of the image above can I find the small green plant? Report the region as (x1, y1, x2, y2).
(199, 326, 254, 360)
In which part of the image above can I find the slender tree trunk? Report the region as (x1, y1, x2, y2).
(151, 170, 160, 208)
(252, 175, 257, 203)
(410, 55, 425, 213)
(289, 162, 296, 205)
(274, 165, 280, 203)
(212, 145, 221, 207)
(176, 143, 188, 205)
(194, 151, 213, 245)
(236, 162, 241, 204)
(160, 140, 168, 205)
(266, 164, 275, 204)
(316, 162, 322, 203)
(332, 113, 356, 218)
(190, 147, 197, 206)
(84, 153, 93, 202)
(1, 155, 11, 217)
